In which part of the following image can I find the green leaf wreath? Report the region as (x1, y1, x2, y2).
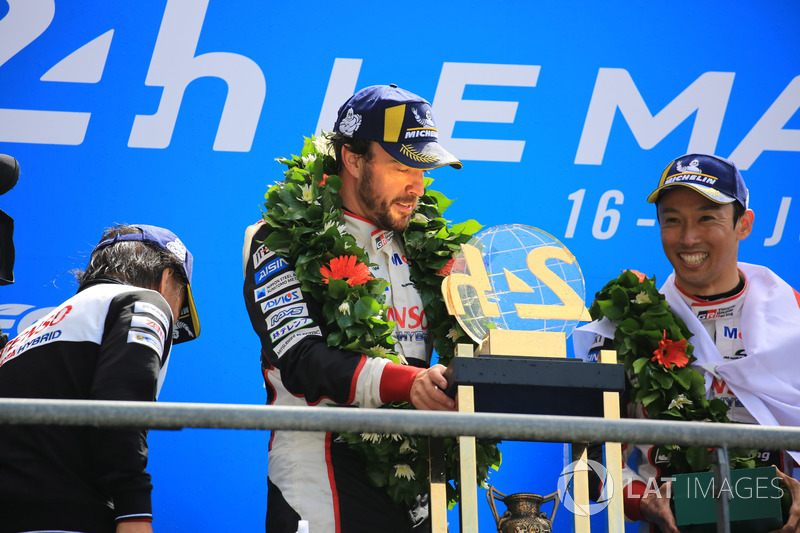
(589, 269, 757, 473)
(259, 133, 501, 508)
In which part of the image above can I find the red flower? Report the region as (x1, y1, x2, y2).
(320, 255, 374, 287)
(436, 258, 455, 277)
(319, 174, 328, 187)
(651, 330, 689, 369)
(627, 269, 647, 283)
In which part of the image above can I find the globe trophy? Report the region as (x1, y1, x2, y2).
(431, 224, 625, 533)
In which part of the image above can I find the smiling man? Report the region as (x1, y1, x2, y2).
(577, 154, 800, 532)
(242, 85, 462, 533)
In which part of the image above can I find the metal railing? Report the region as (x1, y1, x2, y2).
(1, 398, 798, 533)
(2, 397, 799, 448)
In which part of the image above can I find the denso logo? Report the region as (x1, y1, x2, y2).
(260, 289, 301, 313)
(270, 317, 313, 342)
(255, 257, 288, 283)
(386, 306, 427, 329)
(267, 303, 308, 328)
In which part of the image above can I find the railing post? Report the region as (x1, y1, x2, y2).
(712, 446, 731, 533)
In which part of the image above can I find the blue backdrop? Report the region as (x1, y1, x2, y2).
(1, 1, 798, 531)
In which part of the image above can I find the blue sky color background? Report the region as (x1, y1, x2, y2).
(1, 1, 799, 530)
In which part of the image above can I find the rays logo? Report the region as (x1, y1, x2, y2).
(557, 459, 614, 516)
(260, 289, 301, 313)
(267, 304, 308, 328)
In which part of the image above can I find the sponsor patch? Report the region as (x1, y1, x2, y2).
(131, 315, 166, 345)
(371, 229, 393, 252)
(253, 245, 275, 269)
(260, 289, 302, 313)
(134, 301, 169, 330)
(255, 257, 289, 283)
(274, 327, 322, 357)
(263, 271, 299, 295)
(266, 303, 309, 329)
(127, 330, 164, 353)
(254, 285, 268, 302)
(270, 317, 314, 342)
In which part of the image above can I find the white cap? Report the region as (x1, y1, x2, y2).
(296, 520, 309, 533)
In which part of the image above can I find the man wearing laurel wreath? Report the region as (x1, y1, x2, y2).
(243, 85, 462, 533)
(574, 154, 800, 532)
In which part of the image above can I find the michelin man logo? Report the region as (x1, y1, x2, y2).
(676, 158, 702, 173)
(338, 107, 362, 136)
(557, 459, 614, 516)
(412, 107, 434, 127)
(166, 238, 187, 263)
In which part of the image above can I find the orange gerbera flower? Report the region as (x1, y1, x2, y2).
(627, 269, 647, 283)
(651, 330, 689, 369)
(319, 255, 374, 287)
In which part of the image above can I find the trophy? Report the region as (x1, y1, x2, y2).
(432, 224, 625, 533)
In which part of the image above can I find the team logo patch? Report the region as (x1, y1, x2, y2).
(274, 327, 322, 357)
(266, 303, 309, 329)
(253, 245, 275, 269)
(131, 315, 166, 345)
(166, 238, 188, 263)
(255, 257, 289, 283)
(260, 289, 302, 313)
(338, 108, 362, 136)
(412, 107, 435, 127)
(127, 330, 163, 353)
(133, 301, 168, 329)
(270, 317, 314, 343)
(676, 158, 701, 173)
(372, 230, 393, 252)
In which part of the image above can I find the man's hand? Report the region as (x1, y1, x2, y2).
(769, 468, 800, 533)
(409, 364, 456, 411)
(117, 521, 153, 533)
(639, 481, 679, 533)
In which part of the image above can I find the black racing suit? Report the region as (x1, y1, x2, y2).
(243, 213, 432, 533)
(0, 278, 174, 533)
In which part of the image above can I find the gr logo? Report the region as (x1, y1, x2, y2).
(557, 459, 614, 516)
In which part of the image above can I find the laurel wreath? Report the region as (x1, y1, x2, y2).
(399, 144, 440, 164)
(259, 133, 501, 508)
(589, 270, 757, 473)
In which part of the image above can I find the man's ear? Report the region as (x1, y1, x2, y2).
(736, 209, 755, 241)
(158, 268, 172, 294)
(341, 145, 364, 179)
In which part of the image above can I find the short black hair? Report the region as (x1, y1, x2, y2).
(326, 131, 373, 173)
(79, 225, 188, 290)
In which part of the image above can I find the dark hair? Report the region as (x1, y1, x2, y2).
(326, 131, 373, 173)
(79, 225, 188, 289)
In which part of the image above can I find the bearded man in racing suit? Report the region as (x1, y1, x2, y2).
(243, 85, 462, 533)
(574, 154, 800, 533)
